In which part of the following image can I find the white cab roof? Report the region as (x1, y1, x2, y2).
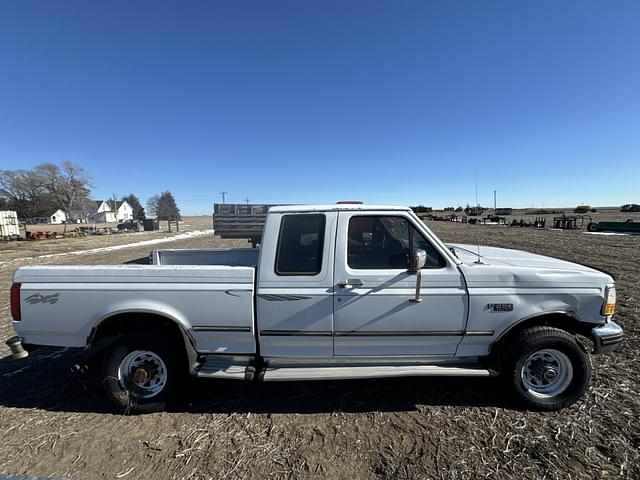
(269, 204, 411, 213)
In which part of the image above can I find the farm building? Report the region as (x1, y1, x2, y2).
(90, 200, 117, 223)
(70, 200, 133, 223)
(30, 208, 67, 224)
(111, 200, 133, 221)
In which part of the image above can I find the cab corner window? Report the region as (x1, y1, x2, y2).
(275, 214, 326, 275)
(347, 216, 445, 269)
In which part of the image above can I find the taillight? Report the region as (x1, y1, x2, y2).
(10, 283, 21, 321)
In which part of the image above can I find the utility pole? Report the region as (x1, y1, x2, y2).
(220, 192, 228, 204)
(112, 192, 118, 223)
(245, 197, 250, 205)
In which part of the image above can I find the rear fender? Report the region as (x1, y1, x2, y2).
(90, 299, 193, 338)
(88, 301, 199, 372)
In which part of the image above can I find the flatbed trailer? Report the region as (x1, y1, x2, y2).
(212, 203, 275, 247)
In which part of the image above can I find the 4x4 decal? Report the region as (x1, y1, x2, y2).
(24, 293, 60, 305)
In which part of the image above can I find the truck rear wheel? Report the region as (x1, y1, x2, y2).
(502, 326, 591, 411)
(102, 333, 182, 413)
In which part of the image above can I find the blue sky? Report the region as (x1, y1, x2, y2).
(1, 1, 639, 214)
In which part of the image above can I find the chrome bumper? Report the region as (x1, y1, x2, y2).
(591, 320, 624, 354)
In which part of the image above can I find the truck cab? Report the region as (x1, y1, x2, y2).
(256, 205, 465, 359)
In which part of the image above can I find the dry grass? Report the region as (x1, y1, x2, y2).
(0, 219, 638, 479)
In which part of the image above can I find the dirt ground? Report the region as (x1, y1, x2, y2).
(0, 217, 638, 479)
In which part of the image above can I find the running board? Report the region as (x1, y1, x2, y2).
(196, 356, 254, 380)
(260, 364, 496, 382)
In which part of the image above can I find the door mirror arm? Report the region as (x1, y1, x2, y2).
(409, 249, 426, 303)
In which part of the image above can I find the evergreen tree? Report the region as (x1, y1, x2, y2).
(147, 191, 181, 220)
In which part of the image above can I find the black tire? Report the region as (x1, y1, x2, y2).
(102, 333, 183, 413)
(501, 326, 591, 411)
(587, 222, 598, 232)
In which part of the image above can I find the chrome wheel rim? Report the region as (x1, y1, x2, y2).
(520, 349, 573, 398)
(118, 350, 168, 399)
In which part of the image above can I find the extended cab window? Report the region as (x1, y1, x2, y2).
(348, 216, 445, 269)
(275, 214, 326, 275)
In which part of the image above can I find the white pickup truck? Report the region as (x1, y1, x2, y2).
(6, 204, 623, 413)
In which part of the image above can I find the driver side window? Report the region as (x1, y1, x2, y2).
(347, 216, 445, 269)
(348, 216, 409, 269)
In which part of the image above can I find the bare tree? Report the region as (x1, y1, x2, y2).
(146, 194, 160, 218)
(73, 198, 99, 224)
(35, 162, 91, 233)
(0, 162, 91, 231)
(0, 169, 49, 219)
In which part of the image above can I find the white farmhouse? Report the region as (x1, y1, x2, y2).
(31, 209, 67, 225)
(112, 200, 133, 222)
(70, 200, 134, 223)
(92, 200, 117, 223)
(69, 201, 115, 223)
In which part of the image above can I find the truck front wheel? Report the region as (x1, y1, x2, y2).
(502, 326, 591, 411)
(102, 333, 182, 413)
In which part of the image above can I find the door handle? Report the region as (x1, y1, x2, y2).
(338, 279, 364, 288)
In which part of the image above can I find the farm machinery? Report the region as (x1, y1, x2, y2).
(552, 214, 591, 230)
(587, 219, 640, 234)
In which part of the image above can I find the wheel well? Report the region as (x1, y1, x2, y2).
(490, 313, 592, 364)
(92, 312, 182, 342)
(90, 313, 194, 366)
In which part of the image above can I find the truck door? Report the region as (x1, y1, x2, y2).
(333, 211, 468, 356)
(256, 211, 338, 358)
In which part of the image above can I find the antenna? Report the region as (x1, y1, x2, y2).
(245, 197, 250, 205)
(219, 192, 228, 204)
(475, 169, 482, 264)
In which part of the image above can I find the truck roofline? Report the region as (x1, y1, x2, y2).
(268, 204, 411, 213)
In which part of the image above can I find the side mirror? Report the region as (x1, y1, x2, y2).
(409, 249, 427, 272)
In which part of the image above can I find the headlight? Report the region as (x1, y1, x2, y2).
(602, 286, 616, 315)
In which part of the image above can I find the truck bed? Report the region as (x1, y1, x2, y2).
(13, 265, 256, 354)
(150, 248, 259, 267)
